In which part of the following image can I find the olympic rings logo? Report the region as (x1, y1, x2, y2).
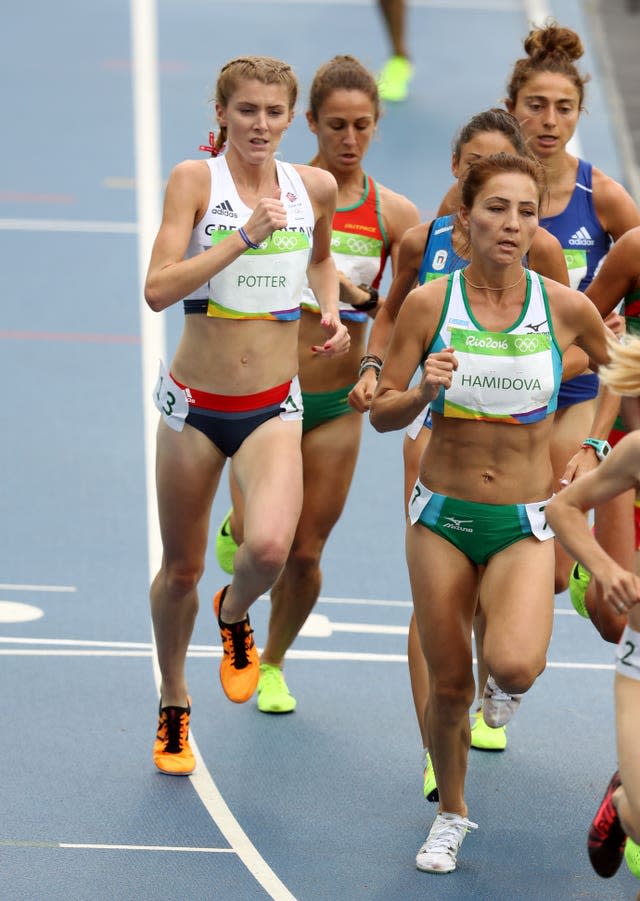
(272, 234, 299, 250)
(346, 237, 370, 255)
(515, 336, 539, 353)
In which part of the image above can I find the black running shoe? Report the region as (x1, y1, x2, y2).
(588, 771, 626, 877)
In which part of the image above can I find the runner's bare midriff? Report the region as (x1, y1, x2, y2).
(421, 414, 555, 504)
(172, 316, 299, 394)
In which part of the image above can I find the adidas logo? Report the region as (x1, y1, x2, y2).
(212, 200, 237, 218)
(568, 226, 594, 247)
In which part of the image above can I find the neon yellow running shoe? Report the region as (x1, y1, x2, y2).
(215, 508, 238, 575)
(569, 561, 591, 618)
(378, 55, 413, 102)
(470, 708, 507, 751)
(257, 663, 296, 714)
(423, 750, 439, 802)
(625, 836, 640, 879)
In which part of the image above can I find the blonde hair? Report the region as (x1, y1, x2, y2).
(208, 56, 298, 156)
(600, 334, 640, 395)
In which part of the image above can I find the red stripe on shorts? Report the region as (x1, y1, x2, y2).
(170, 373, 290, 412)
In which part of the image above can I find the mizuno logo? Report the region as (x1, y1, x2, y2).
(212, 200, 237, 218)
(525, 320, 547, 333)
(442, 516, 474, 533)
(568, 227, 594, 247)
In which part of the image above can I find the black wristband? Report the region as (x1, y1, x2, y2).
(351, 284, 379, 311)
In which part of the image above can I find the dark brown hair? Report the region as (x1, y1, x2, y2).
(506, 22, 590, 109)
(460, 152, 547, 210)
(308, 54, 380, 122)
(452, 108, 527, 161)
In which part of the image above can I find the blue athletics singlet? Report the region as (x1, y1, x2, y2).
(539, 160, 610, 407)
(417, 215, 467, 285)
(539, 160, 611, 292)
(418, 213, 541, 286)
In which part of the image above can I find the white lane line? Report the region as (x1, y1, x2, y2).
(0, 219, 136, 233)
(0, 637, 152, 647)
(0, 583, 76, 592)
(131, 1, 298, 899)
(317, 596, 579, 615)
(0, 650, 154, 657)
(0, 636, 616, 671)
(238, 0, 520, 8)
(103, 177, 136, 189)
(318, 596, 413, 608)
(60, 843, 234, 853)
(0, 649, 614, 670)
(0, 650, 615, 671)
(0, 839, 232, 853)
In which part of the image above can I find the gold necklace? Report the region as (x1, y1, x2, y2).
(461, 268, 526, 291)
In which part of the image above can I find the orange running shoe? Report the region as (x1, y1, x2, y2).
(153, 699, 195, 776)
(214, 586, 259, 703)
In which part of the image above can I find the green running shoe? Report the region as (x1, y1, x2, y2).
(470, 708, 507, 751)
(625, 836, 640, 879)
(257, 663, 296, 714)
(423, 750, 439, 802)
(378, 55, 413, 102)
(215, 508, 238, 575)
(569, 561, 591, 618)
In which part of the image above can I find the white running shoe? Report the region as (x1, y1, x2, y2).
(482, 675, 523, 728)
(415, 812, 478, 874)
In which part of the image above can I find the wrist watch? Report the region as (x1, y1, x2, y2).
(581, 438, 612, 462)
(352, 284, 379, 312)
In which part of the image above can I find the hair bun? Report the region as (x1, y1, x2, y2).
(523, 23, 584, 62)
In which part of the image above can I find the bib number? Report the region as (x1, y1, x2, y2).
(280, 375, 304, 422)
(616, 626, 640, 681)
(153, 361, 189, 432)
(524, 498, 554, 541)
(408, 480, 430, 525)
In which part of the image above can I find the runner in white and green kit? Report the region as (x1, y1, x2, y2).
(370, 152, 609, 875)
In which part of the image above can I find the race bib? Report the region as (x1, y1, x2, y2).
(563, 249, 588, 291)
(280, 375, 304, 422)
(153, 360, 189, 432)
(616, 625, 640, 681)
(525, 498, 554, 541)
(406, 404, 430, 440)
(408, 480, 432, 524)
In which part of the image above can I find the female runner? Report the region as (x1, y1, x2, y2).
(370, 152, 609, 873)
(547, 335, 640, 885)
(562, 226, 640, 641)
(503, 23, 640, 593)
(144, 56, 349, 774)
(350, 109, 571, 794)
(215, 55, 418, 714)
